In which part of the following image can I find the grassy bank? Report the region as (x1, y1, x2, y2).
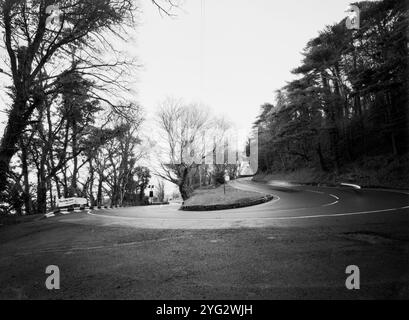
(254, 153, 409, 190)
(181, 184, 273, 211)
(0, 213, 44, 226)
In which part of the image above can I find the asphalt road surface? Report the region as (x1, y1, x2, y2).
(0, 179, 408, 299)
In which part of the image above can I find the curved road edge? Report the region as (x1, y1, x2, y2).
(180, 194, 275, 211)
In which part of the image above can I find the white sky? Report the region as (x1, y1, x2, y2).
(132, 0, 362, 134)
(0, 0, 363, 136)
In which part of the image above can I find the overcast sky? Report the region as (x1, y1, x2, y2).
(133, 0, 362, 134)
(0, 0, 363, 137)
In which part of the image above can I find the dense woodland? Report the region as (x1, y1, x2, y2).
(0, 0, 408, 215)
(0, 0, 236, 215)
(0, 0, 180, 215)
(254, 0, 408, 186)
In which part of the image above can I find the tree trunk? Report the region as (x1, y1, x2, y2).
(391, 133, 398, 155)
(36, 169, 47, 215)
(20, 140, 32, 215)
(54, 176, 61, 199)
(89, 160, 95, 206)
(63, 168, 68, 197)
(0, 92, 41, 195)
(178, 167, 190, 200)
(316, 142, 328, 172)
(48, 178, 54, 210)
(97, 174, 103, 206)
(71, 119, 78, 196)
(139, 188, 143, 201)
(179, 183, 189, 201)
(328, 128, 340, 173)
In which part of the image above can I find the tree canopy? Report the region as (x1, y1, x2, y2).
(254, 0, 408, 177)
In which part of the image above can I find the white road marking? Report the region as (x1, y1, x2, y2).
(13, 236, 192, 256)
(87, 204, 409, 221)
(340, 183, 361, 189)
(269, 205, 409, 220)
(84, 187, 409, 223)
(306, 190, 325, 194)
(322, 186, 409, 196)
(322, 201, 339, 207)
(320, 194, 340, 207)
(305, 190, 340, 207)
(365, 188, 409, 195)
(330, 194, 340, 200)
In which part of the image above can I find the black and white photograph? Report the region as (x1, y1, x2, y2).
(0, 0, 408, 305)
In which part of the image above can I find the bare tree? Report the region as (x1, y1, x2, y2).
(206, 116, 239, 184)
(0, 0, 140, 195)
(0, 0, 180, 213)
(156, 180, 165, 202)
(155, 98, 210, 200)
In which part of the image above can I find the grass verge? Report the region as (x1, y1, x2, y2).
(181, 184, 274, 211)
